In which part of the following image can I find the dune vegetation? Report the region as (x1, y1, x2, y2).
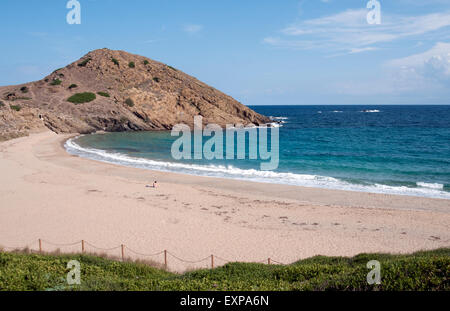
(0, 248, 448, 291)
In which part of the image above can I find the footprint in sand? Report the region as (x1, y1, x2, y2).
(87, 189, 101, 193)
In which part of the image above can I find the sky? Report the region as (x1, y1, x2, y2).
(0, 0, 449, 105)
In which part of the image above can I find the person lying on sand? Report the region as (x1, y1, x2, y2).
(147, 181, 158, 188)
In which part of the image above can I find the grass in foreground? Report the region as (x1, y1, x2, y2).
(0, 249, 448, 291)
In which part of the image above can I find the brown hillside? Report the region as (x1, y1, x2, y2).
(0, 49, 270, 140)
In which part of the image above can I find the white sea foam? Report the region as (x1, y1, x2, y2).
(361, 110, 380, 113)
(416, 182, 444, 190)
(269, 116, 287, 125)
(65, 138, 450, 200)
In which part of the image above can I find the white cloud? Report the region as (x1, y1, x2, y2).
(264, 9, 450, 55)
(387, 42, 450, 85)
(334, 42, 450, 96)
(183, 24, 203, 34)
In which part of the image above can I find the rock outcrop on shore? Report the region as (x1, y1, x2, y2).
(0, 49, 270, 140)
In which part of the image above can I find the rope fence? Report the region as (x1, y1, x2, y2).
(0, 238, 288, 270)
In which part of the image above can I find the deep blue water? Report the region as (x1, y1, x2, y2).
(66, 105, 450, 199)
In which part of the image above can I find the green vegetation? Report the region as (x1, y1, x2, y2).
(20, 86, 29, 93)
(125, 98, 134, 107)
(50, 79, 62, 86)
(143, 60, 149, 65)
(153, 77, 160, 83)
(68, 84, 78, 90)
(9, 97, 31, 101)
(128, 61, 135, 68)
(67, 92, 96, 104)
(97, 91, 110, 98)
(9, 105, 21, 112)
(111, 58, 120, 66)
(78, 58, 91, 67)
(167, 65, 177, 71)
(0, 249, 448, 291)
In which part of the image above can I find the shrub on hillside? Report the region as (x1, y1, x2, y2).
(167, 65, 177, 71)
(10, 105, 21, 111)
(68, 84, 78, 90)
(128, 62, 135, 68)
(125, 98, 134, 107)
(50, 79, 62, 86)
(153, 77, 160, 83)
(67, 92, 96, 104)
(97, 91, 110, 97)
(20, 86, 29, 93)
(143, 60, 149, 65)
(111, 58, 119, 66)
(78, 58, 91, 67)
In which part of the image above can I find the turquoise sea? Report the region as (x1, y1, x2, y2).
(65, 105, 450, 199)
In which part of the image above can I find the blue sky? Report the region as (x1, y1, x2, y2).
(0, 0, 449, 105)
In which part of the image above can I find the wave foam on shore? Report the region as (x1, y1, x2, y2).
(65, 138, 450, 200)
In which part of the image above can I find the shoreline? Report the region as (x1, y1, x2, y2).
(65, 132, 450, 201)
(1, 131, 449, 271)
(65, 133, 450, 212)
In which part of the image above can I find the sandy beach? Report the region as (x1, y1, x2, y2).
(0, 130, 449, 272)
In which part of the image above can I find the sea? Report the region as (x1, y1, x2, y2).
(65, 105, 450, 199)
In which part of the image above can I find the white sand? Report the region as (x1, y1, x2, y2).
(0, 131, 449, 272)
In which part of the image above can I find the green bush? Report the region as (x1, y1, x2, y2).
(153, 77, 160, 83)
(0, 248, 448, 291)
(125, 98, 134, 107)
(78, 58, 91, 67)
(97, 91, 110, 98)
(143, 60, 149, 65)
(20, 86, 29, 93)
(167, 65, 177, 71)
(67, 92, 96, 104)
(10, 105, 21, 111)
(68, 84, 78, 90)
(128, 62, 135, 68)
(111, 58, 119, 66)
(50, 79, 62, 86)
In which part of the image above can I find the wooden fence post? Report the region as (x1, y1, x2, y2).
(81, 240, 85, 253)
(38, 239, 42, 253)
(268, 258, 271, 265)
(211, 255, 215, 269)
(164, 250, 167, 270)
(121, 244, 125, 261)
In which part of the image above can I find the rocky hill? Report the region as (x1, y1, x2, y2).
(0, 49, 270, 140)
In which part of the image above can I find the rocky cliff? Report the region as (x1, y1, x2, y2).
(0, 49, 270, 140)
